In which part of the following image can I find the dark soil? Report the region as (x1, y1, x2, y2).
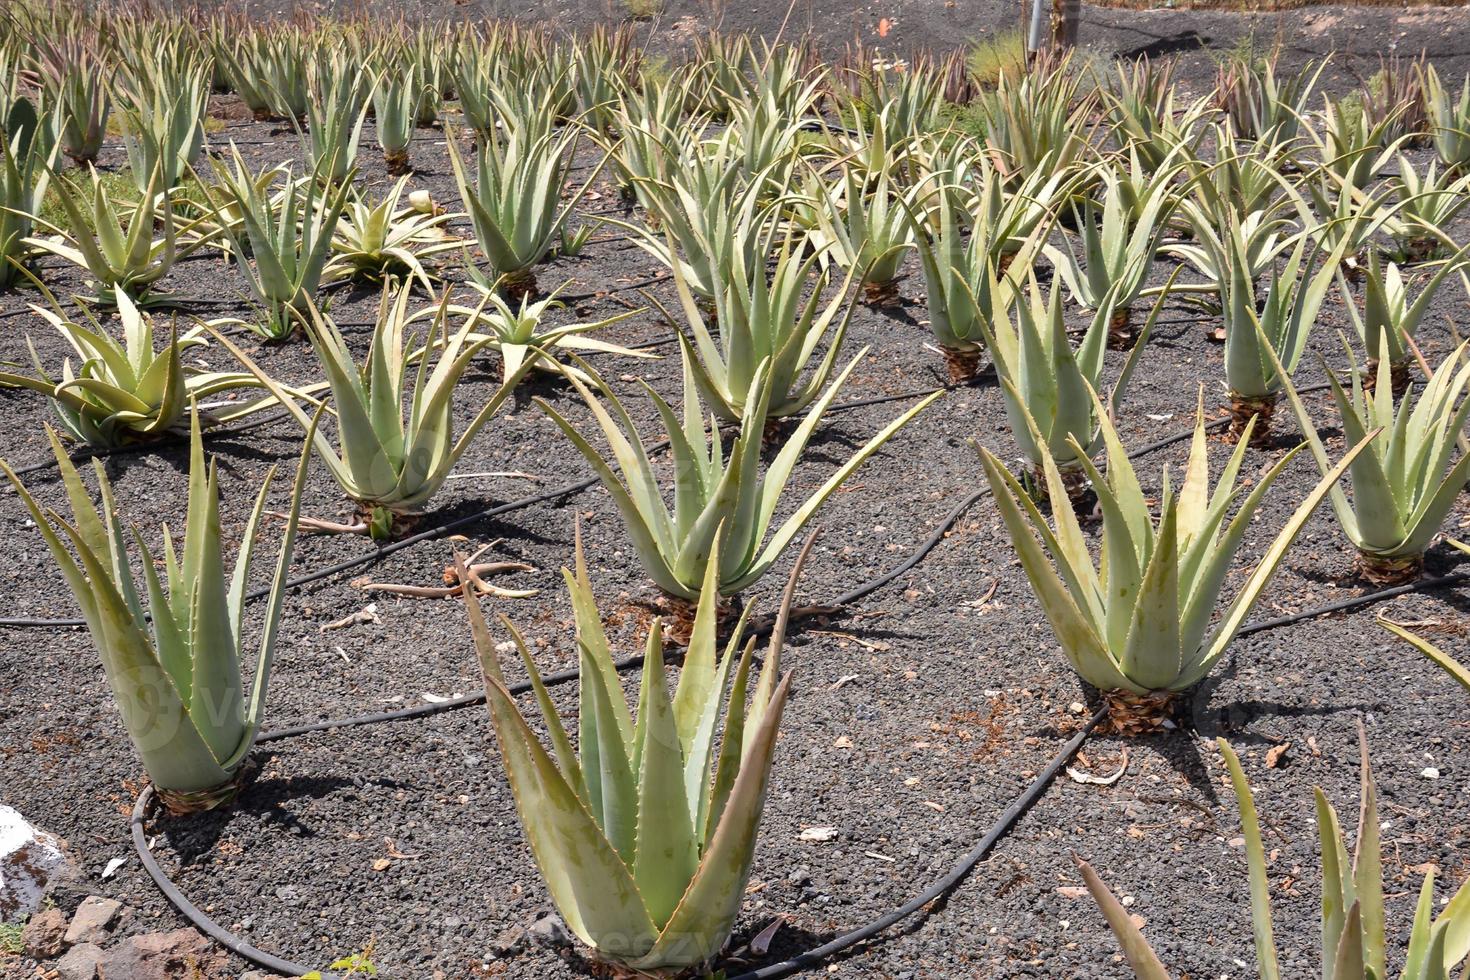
(3, 39, 1470, 980)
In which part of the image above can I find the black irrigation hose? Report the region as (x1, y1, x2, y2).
(724, 706, 1110, 980)
(130, 706, 1109, 980)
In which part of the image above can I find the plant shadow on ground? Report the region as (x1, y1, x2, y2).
(158, 772, 387, 862)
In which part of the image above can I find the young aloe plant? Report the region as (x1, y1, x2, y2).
(369, 54, 419, 176)
(302, 52, 371, 187)
(1221, 230, 1353, 443)
(463, 528, 807, 971)
(325, 176, 459, 290)
(904, 183, 1049, 382)
(979, 273, 1163, 500)
(24, 165, 215, 306)
(211, 285, 537, 539)
(977, 396, 1369, 732)
(446, 117, 604, 298)
(117, 54, 209, 194)
(0, 408, 315, 814)
(1381, 155, 1470, 263)
(800, 162, 916, 306)
(207, 147, 354, 340)
(430, 280, 645, 385)
(1420, 63, 1470, 172)
(539, 351, 939, 601)
(648, 231, 858, 423)
(31, 35, 111, 165)
(0, 287, 281, 447)
(1266, 335, 1470, 584)
(0, 98, 59, 291)
(1215, 51, 1325, 143)
(1046, 154, 1182, 349)
(1081, 730, 1470, 979)
(1339, 246, 1470, 395)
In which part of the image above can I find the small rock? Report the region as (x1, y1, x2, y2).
(1423, 767, 1441, 779)
(527, 913, 570, 949)
(0, 805, 76, 920)
(55, 942, 103, 980)
(490, 924, 527, 956)
(21, 906, 69, 958)
(64, 896, 122, 945)
(240, 972, 289, 980)
(98, 928, 220, 979)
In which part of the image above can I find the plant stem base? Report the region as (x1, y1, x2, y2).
(656, 593, 741, 647)
(1101, 689, 1180, 736)
(499, 271, 538, 302)
(1356, 551, 1422, 586)
(1031, 462, 1091, 508)
(1106, 306, 1135, 351)
(155, 766, 251, 816)
(1227, 392, 1276, 447)
(942, 347, 983, 384)
(1363, 359, 1411, 400)
(863, 278, 902, 306)
(384, 149, 412, 176)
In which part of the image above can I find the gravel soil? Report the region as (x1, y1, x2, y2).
(3, 43, 1470, 980)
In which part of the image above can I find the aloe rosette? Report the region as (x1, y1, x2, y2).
(0, 408, 314, 813)
(463, 532, 808, 971)
(978, 394, 1370, 730)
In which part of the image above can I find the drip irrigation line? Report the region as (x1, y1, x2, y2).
(130, 706, 1108, 980)
(725, 706, 1109, 980)
(1237, 571, 1470, 636)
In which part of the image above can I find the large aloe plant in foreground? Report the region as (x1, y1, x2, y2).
(0, 409, 314, 814)
(978, 397, 1369, 732)
(464, 531, 808, 971)
(1081, 729, 1470, 979)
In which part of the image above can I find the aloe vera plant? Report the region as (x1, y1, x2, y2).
(463, 528, 807, 970)
(800, 162, 916, 305)
(1381, 155, 1470, 263)
(1266, 336, 1470, 584)
(0, 98, 58, 291)
(207, 148, 354, 340)
(24, 165, 214, 305)
(369, 52, 419, 175)
(1220, 230, 1353, 442)
(904, 183, 1050, 382)
(539, 351, 939, 600)
(0, 287, 279, 447)
(0, 408, 314, 813)
(30, 35, 111, 165)
(447, 115, 603, 297)
(1047, 153, 1182, 349)
(211, 286, 537, 539)
(648, 232, 858, 422)
(1100, 56, 1209, 170)
(1215, 51, 1324, 143)
(1420, 63, 1470, 172)
(117, 53, 209, 194)
(978, 398, 1369, 731)
(1082, 730, 1470, 979)
(325, 176, 459, 290)
(303, 51, 371, 186)
(980, 273, 1162, 498)
(431, 281, 645, 385)
(1339, 246, 1470, 394)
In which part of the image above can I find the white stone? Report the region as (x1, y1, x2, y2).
(0, 805, 72, 920)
